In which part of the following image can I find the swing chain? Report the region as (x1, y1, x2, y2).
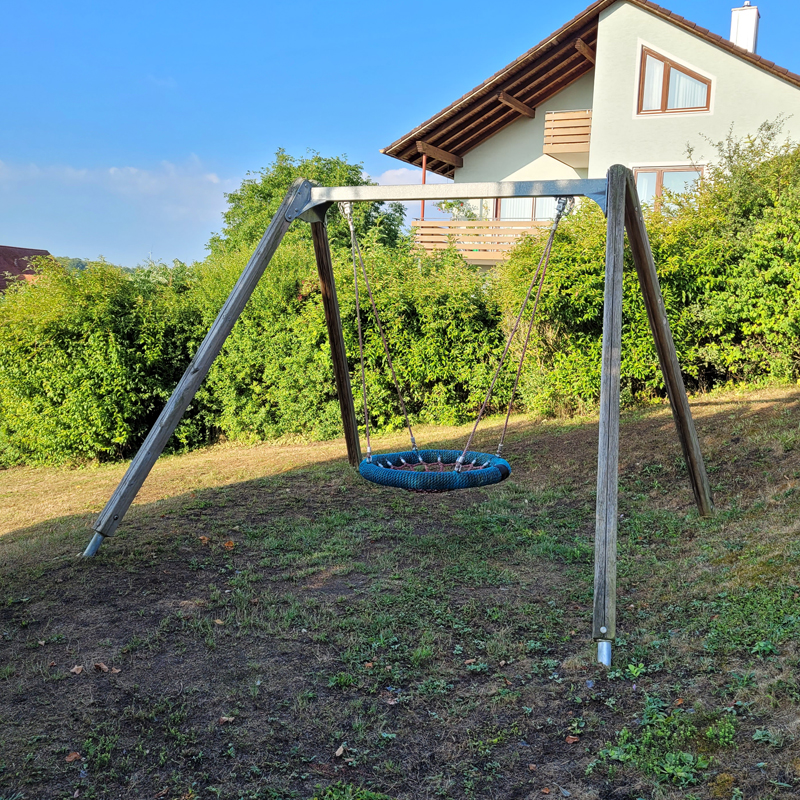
(455, 195, 572, 472)
(340, 201, 373, 462)
(339, 201, 420, 460)
(494, 195, 571, 459)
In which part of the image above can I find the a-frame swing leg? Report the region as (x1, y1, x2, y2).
(83, 178, 312, 557)
(307, 208, 362, 468)
(622, 169, 714, 517)
(593, 166, 626, 665)
(592, 165, 715, 665)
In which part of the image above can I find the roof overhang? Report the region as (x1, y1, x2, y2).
(382, 0, 800, 178)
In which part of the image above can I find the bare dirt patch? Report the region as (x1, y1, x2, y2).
(2, 387, 800, 799)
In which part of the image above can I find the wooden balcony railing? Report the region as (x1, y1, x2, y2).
(411, 219, 549, 265)
(543, 109, 592, 168)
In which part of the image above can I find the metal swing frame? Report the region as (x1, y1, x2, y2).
(82, 165, 714, 668)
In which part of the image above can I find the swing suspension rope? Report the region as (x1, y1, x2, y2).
(340, 196, 571, 492)
(341, 202, 418, 463)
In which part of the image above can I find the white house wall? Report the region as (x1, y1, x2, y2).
(453, 71, 595, 183)
(589, 1, 800, 176)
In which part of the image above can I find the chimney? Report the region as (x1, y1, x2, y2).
(730, 2, 760, 53)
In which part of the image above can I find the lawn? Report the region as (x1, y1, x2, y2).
(1, 386, 800, 800)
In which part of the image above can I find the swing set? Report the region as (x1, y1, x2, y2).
(83, 165, 714, 667)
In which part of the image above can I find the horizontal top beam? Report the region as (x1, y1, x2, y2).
(301, 178, 608, 216)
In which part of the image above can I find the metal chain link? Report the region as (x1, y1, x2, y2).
(456, 196, 572, 471)
(340, 202, 419, 458)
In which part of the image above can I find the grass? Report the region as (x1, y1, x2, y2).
(1, 385, 800, 799)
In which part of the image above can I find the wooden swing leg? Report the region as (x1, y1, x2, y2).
(309, 214, 362, 468)
(593, 165, 626, 662)
(623, 171, 714, 517)
(83, 178, 312, 556)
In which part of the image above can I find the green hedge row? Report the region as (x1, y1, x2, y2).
(0, 241, 511, 465)
(1, 134, 799, 466)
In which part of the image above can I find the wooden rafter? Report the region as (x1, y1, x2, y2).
(442, 58, 591, 156)
(402, 51, 593, 165)
(416, 141, 463, 168)
(385, 22, 598, 174)
(390, 24, 598, 174)
(496, 91, 535, 118)
(575, 37, 596, 63)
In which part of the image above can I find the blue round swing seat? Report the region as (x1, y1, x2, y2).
(359, 449, 511, 493)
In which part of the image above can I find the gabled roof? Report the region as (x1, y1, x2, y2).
(0, 246, 50, 292)
(382, 0, 800, 178)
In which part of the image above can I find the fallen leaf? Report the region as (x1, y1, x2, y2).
(74, 789, 80, 798)
(499, 660, 507, 667)
(528, 764, 537, 771)
(70, 665, 83, 675)
(94, 662, 109, 673)
(219, 716, 234, 724)
(542, 789, 551, 795)
(49, 661, 56, 667)
(387, 697, 398, 705)
(464, 658, 476, 665)
(565, 735, 580, 744)
(364, 662, 374, 669)
(335, 744, 345, 757)
(214, 619, 224, 625)
(675, 697, 684, 705)
(198, 536, 210, 545)
(38, 640, 45, 646)
(65, 751, 81, 762)
(223, 540, 235, 550)
(110, 667, 121, 674)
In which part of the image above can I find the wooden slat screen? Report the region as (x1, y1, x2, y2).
(411, 220, 549, 264)
(543, 109, 592, 155)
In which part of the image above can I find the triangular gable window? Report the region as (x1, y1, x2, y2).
(638, 47, 711, 114)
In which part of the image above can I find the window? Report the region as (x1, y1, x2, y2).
(638, 48, 710, 114)
(497, 196, 556, 221)
(634, 166, 702, 205)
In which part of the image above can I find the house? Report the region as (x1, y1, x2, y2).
(382, 0, 800, 262)
(0, 246, 50, 292)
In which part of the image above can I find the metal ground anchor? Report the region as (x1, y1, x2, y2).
(83, 532, 105, 557)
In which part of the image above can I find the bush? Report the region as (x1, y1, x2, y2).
(192, 233, 511, 441)
(3, 131, 800, 466)
(494, 122, 800, 414)
(0, 259, 207, 465)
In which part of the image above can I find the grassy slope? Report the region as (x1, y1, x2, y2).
(1, 386, 800, 800)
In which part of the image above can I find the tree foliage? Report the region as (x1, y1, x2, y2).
(0, 259, 207, 465)
(2, 134, 800, 465)
(208, 149, 405, 255)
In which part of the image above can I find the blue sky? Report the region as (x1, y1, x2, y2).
(2, 0, 799, 266)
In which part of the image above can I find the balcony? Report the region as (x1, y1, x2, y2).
(412, 219, 549, 265)
(543, 109, 592, 168)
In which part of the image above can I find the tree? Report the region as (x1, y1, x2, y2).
(208, 149, 405, 256)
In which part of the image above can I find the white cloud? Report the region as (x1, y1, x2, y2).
(0, 156, 240, 264)
(370, 166, 453, 186)
(368, 167, 453, 222)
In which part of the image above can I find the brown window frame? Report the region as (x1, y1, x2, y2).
(633, 165, 704, 205)
(637, 47, 711, 115)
